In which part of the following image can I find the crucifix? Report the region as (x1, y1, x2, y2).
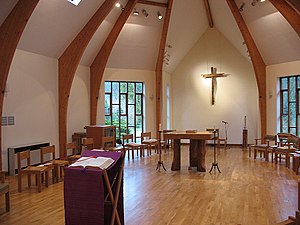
(201, 67, 229, 105)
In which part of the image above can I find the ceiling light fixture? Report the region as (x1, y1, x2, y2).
(142, 9, 149, 17)
(133, 9, 139, 16)
(239, 2, 245, 12)
(68, 0, 82, 6)
(157, 11, 163, 20)
(115, 2, 121, 7)
(251, 0, 266, 6)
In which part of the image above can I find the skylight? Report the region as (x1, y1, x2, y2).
(68, 0, 82, 6)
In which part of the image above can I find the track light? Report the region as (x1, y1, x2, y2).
(157, 11, 163, 20)
(239, 2, 245, 12)
(142, 9, 149, 17)
(251, 0, 266, 6)
(133, 9, 139, 16)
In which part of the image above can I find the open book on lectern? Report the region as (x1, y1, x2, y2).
(69, 156, 114, 170)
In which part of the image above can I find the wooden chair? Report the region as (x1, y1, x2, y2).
(17, 150, 52, 192)
(0, 171, 9, 212)
(274, 133, 298, 168)
(253, 134, 277, 162)
(141, 132, 159, 156)
(82, 137, 94, 151)
(162, 129, 176, 150)
(123, 134, 145, 159)
(67, 142, 81, 164)
(41, 145, 69, 183)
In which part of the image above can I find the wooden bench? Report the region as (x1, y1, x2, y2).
(0, 171, 10, 212)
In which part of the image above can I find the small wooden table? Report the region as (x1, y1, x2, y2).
(164, 131, 213, 172)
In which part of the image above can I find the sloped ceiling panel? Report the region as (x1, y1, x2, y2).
(17, 0, 109, 58)
(210, 0, 250, 64)
(236, 0, 300, 65)
(165, 0, 209, 73)
(106, 4, 165, 70)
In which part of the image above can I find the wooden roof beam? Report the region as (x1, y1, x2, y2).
(155, 0, 173, 135)
(203, 0, 214, 28)
(0, 0, 39, 170)
(138, 0, 168, 8)
(226, 0, 267, 139)
(285, 0, 300, 13)
(90, 0, 139, 125)
(58, 0, 117, 158)
(269, 0, 300, 38)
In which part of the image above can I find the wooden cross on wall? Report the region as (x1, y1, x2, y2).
(201, 67, 229, 105)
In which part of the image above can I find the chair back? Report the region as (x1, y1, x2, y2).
(123, 134, 134, 144)
(82, 137, 94, 150)
(263, 134, 277, 145)
(17, 150, 31, 171)
(40, 145, 56, 163)
(141, 132, 151, 141)
(206, 128, 219, 139)
(66, 142, 77, 155)
(278, 133, 293, 147)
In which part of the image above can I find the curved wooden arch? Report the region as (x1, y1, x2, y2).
(226, 0, 267, 138)
(155, 0, 173, 135)
(269, 0, 300, 38)
(58, 0, 117, 158)
(0, 0, 39, 169)
(90, 0, 139, 125)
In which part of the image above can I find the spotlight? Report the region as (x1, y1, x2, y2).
(239, 2, 245, 12)
(115, 2, 121, 7)
(157, 11, 163, 20)
(133, 9, 139, 16)
(142, 9, 149, 17)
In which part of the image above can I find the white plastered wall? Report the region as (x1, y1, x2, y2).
(171, 28, 259, 144)
(266, 60, 300, 134)
(2, 49, 90, 170)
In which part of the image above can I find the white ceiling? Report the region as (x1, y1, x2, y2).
(1, 0, 300, 74)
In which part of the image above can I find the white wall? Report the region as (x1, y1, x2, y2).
(2, 49, 90, 170)
(99, 68, 157, 137)
(171, 28, 259, 144)
(266, 60, 300, 134)
(162, 70, 172, 130)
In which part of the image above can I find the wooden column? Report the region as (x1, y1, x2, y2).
(90, 0, 139, 125)
(269, 0, 300, 38)
(58, 0, 117, 158)
(226, 0, 267, 139)
(0, 0, 39, 169)
(155, 0, 173, 137)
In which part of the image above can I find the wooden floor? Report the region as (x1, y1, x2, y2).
(0, 146, 298, 225)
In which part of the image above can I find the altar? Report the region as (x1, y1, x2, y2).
(164, 131, 213, 172)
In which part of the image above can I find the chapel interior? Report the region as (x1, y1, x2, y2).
(0, 0, 300, 224)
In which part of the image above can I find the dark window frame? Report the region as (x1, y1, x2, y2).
(280, 75, 300, 135)
(104, 81, 144, 142)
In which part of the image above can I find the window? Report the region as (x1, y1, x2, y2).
(280, 75, 300, 135)
(166, 85, 170, 130)
(104, 81, 144, 143)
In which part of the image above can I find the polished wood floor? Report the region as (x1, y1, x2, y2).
(0, 146, 298, 225)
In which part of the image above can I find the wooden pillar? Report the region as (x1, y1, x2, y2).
(58, 0, 117, 158)
(90, 0, 139, 126)
(226, 0, 267, 139)
(0, 0, 39, 169)
(155, 0, 173, 137)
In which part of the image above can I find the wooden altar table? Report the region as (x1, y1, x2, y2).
(164, 131, 213, 172)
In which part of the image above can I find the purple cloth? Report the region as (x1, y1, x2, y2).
(64, 150, 123, 225)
